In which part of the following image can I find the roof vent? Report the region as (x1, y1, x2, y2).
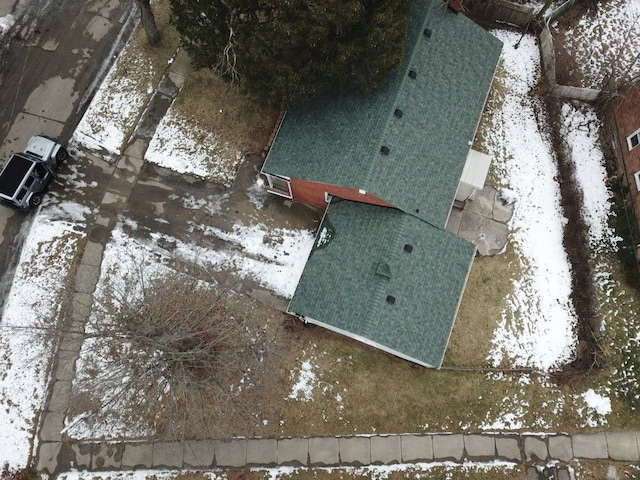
(404, 244, 413, 253)
(394, 108, 403, 118)
(376, 261, 392, 278)
(380, 146, 390, 155)
(386, 295, 396, 305)
(415, 208, 420, 214)
(408, 70, 417, 79)
(423, 28, 432, 38)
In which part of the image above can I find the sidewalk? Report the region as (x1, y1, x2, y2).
(41, 431, 640, 473)
(34, 46, 193, 476)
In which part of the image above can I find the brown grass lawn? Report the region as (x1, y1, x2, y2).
(202, 466, 526, 480)
(173, 70, 280, 157)
(189, 462, 639, 480)
(447, 242, 521, 366)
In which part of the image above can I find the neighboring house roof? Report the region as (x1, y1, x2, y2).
(262, 0, 503, 228)
(289, 200, 476, 368)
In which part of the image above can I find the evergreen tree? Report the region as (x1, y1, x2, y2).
(169, 0, 410, 109)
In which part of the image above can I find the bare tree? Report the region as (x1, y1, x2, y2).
(216, 0, 239, 84)
(68, 266, 282, 437)
(134, 0, 161, 46)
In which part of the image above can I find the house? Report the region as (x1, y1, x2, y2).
(261, 0, 503, 367)
(608, 79, 640, 237)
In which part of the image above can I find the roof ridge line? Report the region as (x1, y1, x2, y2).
(362, 212, 410, 337)
(362, 0, 435, 194)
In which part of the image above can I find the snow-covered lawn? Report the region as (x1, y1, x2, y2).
(0, 203, 90, 468)
(66, 216, 314, 439)
(481, 31, 577, 371)
(57, 462, 523, 480)
(552, 0, 640, 88)
(71, 37, 160, 158)
(146, 104, 242, 186)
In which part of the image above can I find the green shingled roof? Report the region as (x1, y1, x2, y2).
(263, 0, 502, 228)
(289, 200, 476, 368)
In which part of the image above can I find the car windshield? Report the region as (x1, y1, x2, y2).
(34, 164, 47, 177)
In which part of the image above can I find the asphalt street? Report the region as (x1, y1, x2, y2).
(0, 0, 135, 312)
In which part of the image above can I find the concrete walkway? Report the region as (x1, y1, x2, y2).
(35, 47, 192, 476)
(40, 431, 640, 474)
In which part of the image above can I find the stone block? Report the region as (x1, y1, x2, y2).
(168, 48, 193, 77)
(122, 138, 148, 161)
(72, 293, 93, 318)
(606, 432, 639, 461)
(81, 241, 104, 266)
(101, 191, 127, 206)
(40, 412, 65, 442)
(339, 436, 370, 465)
(92, 442, 124, 470)
(58, 333, 84, 352)
(113, 164, 138, 183)
(69, 442, 92, 468)
(401, 435, 433, 462)
(48, 380, 72, 413)
(432, 434, 464, 461)
(75, 264, 100, 294)
(524, 436, 548, 461)
(464, 434, 495, 457)
(371, 436, 401, 465)
(121, 442, 153, 468)
(247, 438, 277, 466)
(309, 437, 339, 466)
(36, 442, 60, 474)
(54, 349, 78, 381)
(153, 441, 184, 468)
(278, 438, 308, 466)
(215, 438, 247, 468)
(548, 435, 573, 462)
(572, 433, 608, 459)
(183, 440, 214, 468)
(495, 436, 521, 461)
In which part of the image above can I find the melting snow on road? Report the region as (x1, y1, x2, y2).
(0, 14, 15, 34)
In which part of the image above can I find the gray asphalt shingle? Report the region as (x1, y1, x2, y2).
(289, 200, 476, 367)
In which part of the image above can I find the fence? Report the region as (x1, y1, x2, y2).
(464, 0, 534, 28)
(538, 0, 602, 102)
